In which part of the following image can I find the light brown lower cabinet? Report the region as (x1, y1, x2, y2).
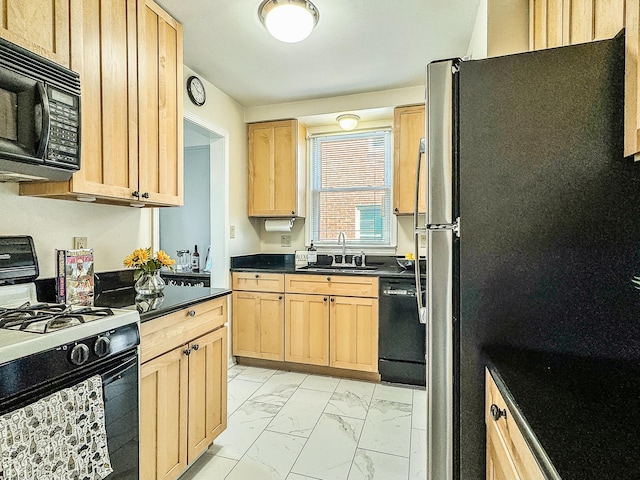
(231, 272, 379, 374)
(285, 293, 330, 366)
(232, 290, 284, 360)
(140, 297, 228, 480)
(330, 295, 378, 372)
(485, 368, 545, 480)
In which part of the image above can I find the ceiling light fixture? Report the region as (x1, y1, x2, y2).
(337, 114, 360, 131)
(258, 0, 319, 43)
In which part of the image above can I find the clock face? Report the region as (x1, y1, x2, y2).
(187, 76, 206, 106)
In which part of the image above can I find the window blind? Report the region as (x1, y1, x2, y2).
(309, 130, 392, 246)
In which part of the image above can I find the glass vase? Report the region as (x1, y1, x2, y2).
(134, 271, 165, 295)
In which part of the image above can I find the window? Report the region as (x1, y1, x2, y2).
(309, 130, 392, 247)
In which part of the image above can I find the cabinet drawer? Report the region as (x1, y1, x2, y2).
(485, 369, 545, 480)
(140, 296, 227, 363)
(232, 272, 284, 292)
(285, 274, 378, 298)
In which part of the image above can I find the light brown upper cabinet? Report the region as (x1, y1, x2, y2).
(248, 119, 306, 217)
(530, 0, 624, 49)
(137, 0, 184, 206)
(393, 105, 426, 215)
(529, 0, 640, 159)
(20, 0, 183, 206)
(0, 0, 70, 67)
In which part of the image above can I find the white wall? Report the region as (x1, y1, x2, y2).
(160, 144, 211, 266)
(467, 0, 529, 59)
(0, 183, 152, 278)
(182, 66, 261, 256)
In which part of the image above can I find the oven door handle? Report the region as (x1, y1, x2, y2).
(101, 354, 137, 387)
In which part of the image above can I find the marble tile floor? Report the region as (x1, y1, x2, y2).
(179, 364, 426, 480)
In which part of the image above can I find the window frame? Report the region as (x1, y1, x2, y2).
(307, 129, 395, 250)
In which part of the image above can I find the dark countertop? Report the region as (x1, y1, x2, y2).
(94, 285, 230, 322)
(230, 253, 422, 279)
(486, 347, 640, 479)
(160, 271, 211, 278)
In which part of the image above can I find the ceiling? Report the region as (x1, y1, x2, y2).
(155, 0, 481, 109)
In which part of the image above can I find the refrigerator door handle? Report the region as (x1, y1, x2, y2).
(414, 137, 427, 323)
(414, 228, 427, 324)
(413, 137, 426, 230)
(427, 218, 460, 238)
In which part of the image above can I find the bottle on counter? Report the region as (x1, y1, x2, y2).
(192, 245, 200, 272)
(307, 240, 317, 265)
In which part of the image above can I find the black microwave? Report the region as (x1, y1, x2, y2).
(0, 37, 81, 182)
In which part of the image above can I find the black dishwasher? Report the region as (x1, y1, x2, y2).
(378, 277, 426, 386)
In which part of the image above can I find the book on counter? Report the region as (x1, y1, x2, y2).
(56, 249, 95, 306)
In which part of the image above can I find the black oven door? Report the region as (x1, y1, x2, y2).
(102, 353, 139, 480)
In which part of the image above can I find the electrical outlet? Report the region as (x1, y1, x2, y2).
(281, 235, 291, 247)
(73, 236, 88, 249)
(230, 225, 236, 239)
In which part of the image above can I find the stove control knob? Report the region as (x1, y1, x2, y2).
(70, 344, 90, 366)
(94, 336, 111, 357)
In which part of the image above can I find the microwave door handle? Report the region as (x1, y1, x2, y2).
(35, 81, 50, 159)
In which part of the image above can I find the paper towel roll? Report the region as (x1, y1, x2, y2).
(264, 218, 295, 232)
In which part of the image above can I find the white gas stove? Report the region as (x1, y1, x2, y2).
(0, 282, 139, 363)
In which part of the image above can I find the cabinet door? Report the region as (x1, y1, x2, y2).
(563, 0, 624, 44)
(248, 119, 304, 217)
(285, 293, 330, 366)
(529, 0, 563, 50)
(232, 291, 284, 360)
(486, 419, 521, 480)
(329, 296, 378, 372)
(393, 105, 426, 215)
(66, 0, 139, 200)
(187, 326, 228, 461)
(0, 0, 70, 67)
(232, 272, 285, 293)
(138, 0, 184, 206)
(141, 346, 189, 480)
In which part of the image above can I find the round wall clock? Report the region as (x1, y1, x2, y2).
(186, 75, 206, 106)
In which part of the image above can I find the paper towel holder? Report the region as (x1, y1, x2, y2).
(264, 218, 296, 232)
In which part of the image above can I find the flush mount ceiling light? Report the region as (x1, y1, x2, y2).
(258, 0, 319, 43)
(337, 114, 360, 131)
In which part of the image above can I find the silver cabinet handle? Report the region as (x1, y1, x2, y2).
(187, 310, 196, 317)
(192, 344, 200, 351)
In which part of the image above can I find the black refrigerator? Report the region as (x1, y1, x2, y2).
(414, 33, 640, 479)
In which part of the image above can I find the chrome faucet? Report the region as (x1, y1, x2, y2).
(337, 231, 346, 261)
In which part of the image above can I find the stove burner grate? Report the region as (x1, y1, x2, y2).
(0, 303, 115, 333)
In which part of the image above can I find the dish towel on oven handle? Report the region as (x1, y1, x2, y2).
(0, 374, 113, 480)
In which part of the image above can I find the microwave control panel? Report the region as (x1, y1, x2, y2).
(46, 87, 80, 168)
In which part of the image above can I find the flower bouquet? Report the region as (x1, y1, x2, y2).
(124, 248, 175, 295)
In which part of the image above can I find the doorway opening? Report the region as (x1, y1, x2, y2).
(155, 114, 230, 288)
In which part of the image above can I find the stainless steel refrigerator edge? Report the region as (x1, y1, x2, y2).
(414, 59, 459, 480)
